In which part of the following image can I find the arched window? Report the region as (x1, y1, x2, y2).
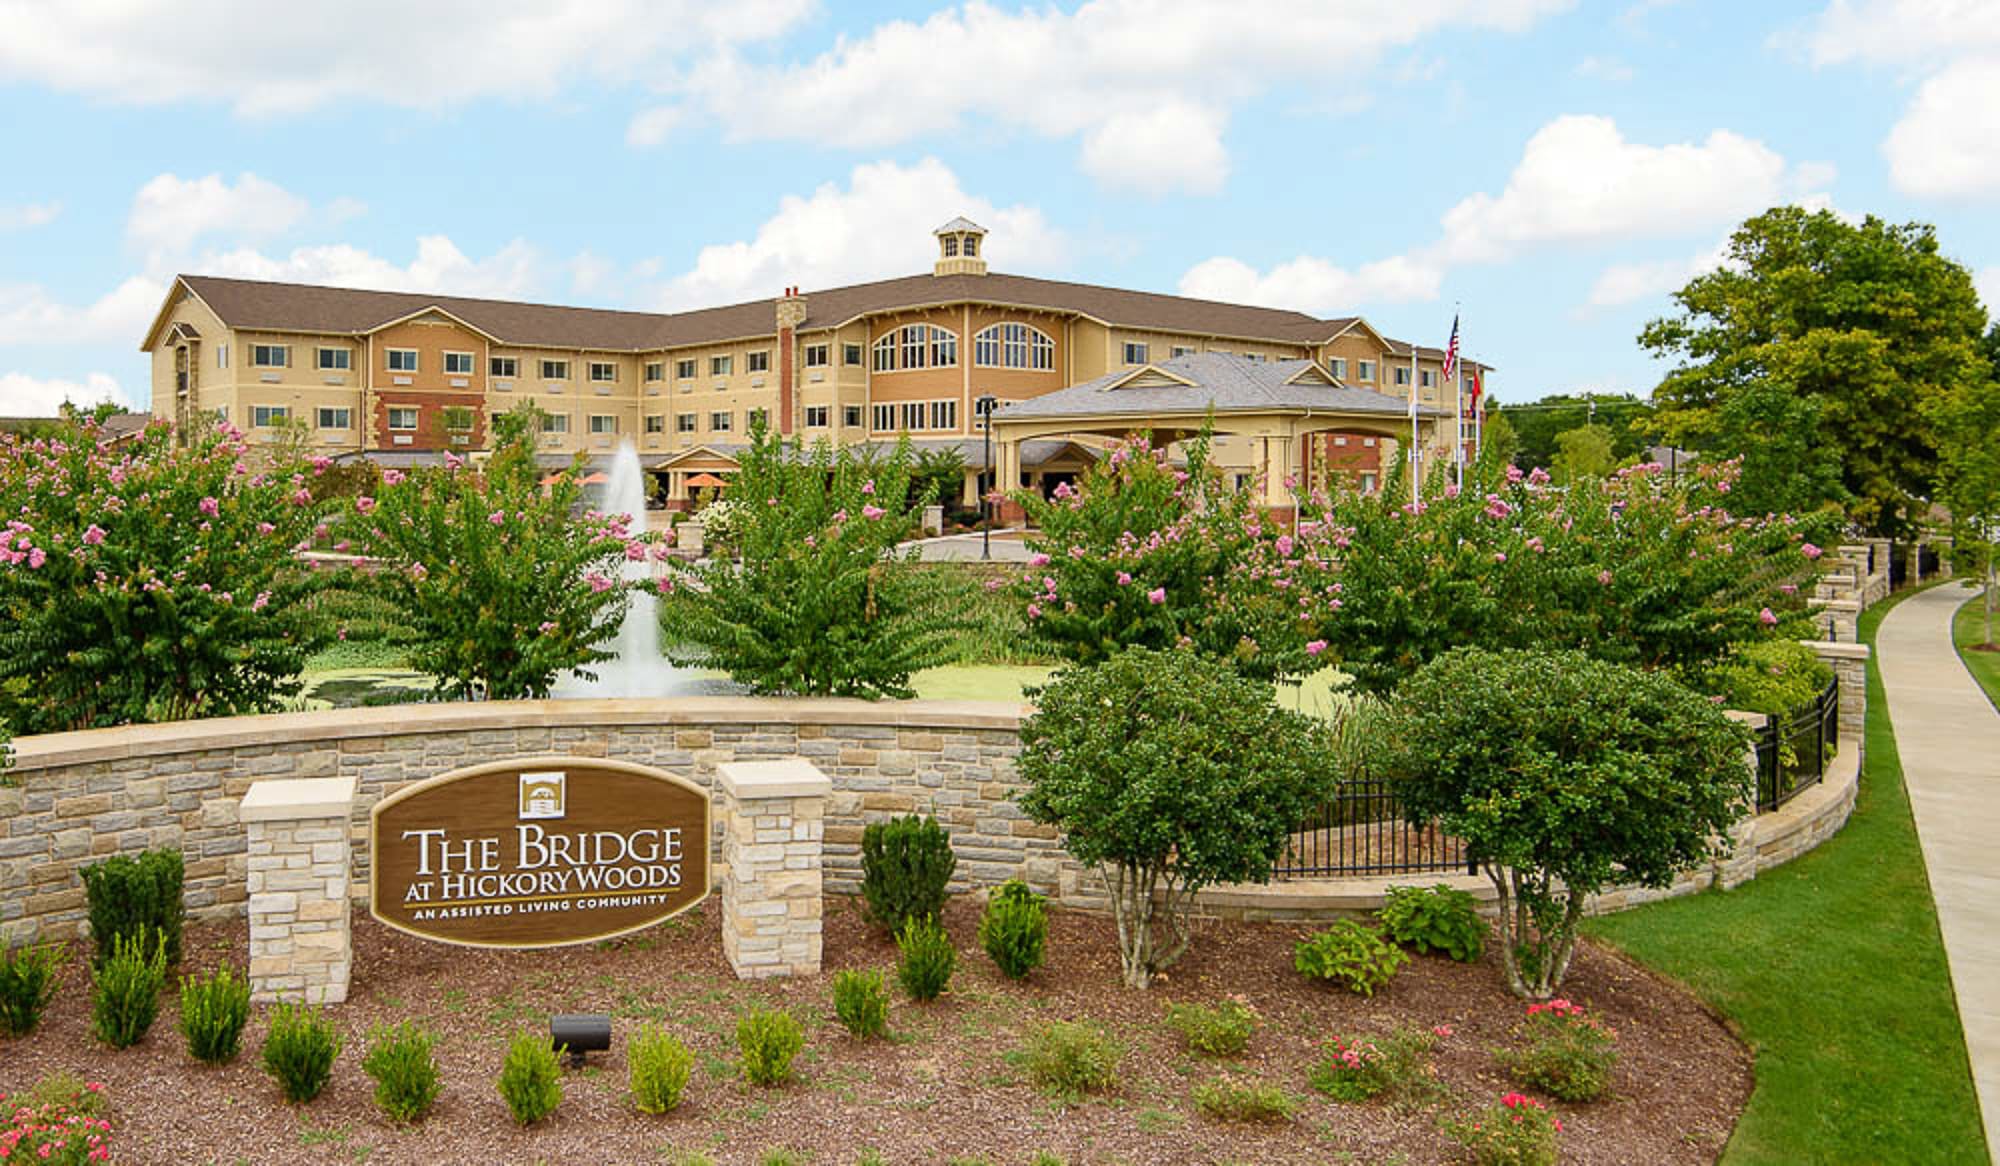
(973, 322, 1055, 370)
(872, 324, 958, 373)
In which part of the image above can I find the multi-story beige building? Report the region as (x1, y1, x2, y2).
(141, 218, 1485, 508)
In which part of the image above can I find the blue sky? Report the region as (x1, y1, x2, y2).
(2, 0, 1997, 415)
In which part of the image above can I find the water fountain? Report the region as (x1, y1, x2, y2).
(553, 441, 702, 698)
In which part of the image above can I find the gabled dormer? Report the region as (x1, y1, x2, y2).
(934, 217, 988, 277)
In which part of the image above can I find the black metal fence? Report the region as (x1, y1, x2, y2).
(1272, 778, 1477, 879)
(1753, 679, 1840, 813)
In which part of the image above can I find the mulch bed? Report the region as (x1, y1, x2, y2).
(1, 899, 1750, 1165)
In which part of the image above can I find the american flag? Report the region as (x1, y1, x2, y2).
(1441, 314, 1460, 381)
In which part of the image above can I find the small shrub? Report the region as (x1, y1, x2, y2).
(1191, 1075, 1297, 1123)
(896, 917, 956, 1002)
(79, 848, 185, 967)
(978, 879, 1047, 979)
(861, 815, 957, 934)
(90, 928, 167, 1049)
(832, 968, 890, 1039)
(1499, 998, 1618, 1102)
(1308, 1025, 1443, 1103)
(0, 1075, 111, 1165)
(362, 1021, 442, 1123)
(1378, 883, 1487, 962)
(1016, 1021, 1120, 1101)
(262, 1002, 342, 1103)
(1444, 1092, 1562, 1166)
(759, 1152, 803, 1166)
(0, 941, 66, 1036)
(737, 1007, 804, 1086)
(177, 965, 251, 1064)
(629, 1024, 695, 1114)
(1163, 998, 1258, 1057)
(497, 1029, 563, 1125)
(1028, 1155, 1065, 1166)
(1293, 920, 1408, 996)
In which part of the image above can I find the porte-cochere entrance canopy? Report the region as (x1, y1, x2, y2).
(989, 352, 1452, 509)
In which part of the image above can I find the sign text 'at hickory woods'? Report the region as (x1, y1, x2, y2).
(369, 757, 711, 948)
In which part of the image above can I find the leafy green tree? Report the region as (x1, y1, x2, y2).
(1929, 346, 2000, 645)
(1373, 647, 1750, 999)
(1497, 393, 1656, 470)
(1550, 424, 1616, 484)
(1642, 206, 1988, 535)
(1475, 409, 1520, 469)
(0, 417, 329, 731)
(343, 403, 637, 700)
(909, 444, 969, 517)
(671, 419, 964, 697)
(1016, 647, 1332, 988)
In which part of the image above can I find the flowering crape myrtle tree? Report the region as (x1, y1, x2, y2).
(1014, 433, 1341, 681)
(1017, 646, 1332, 988)
(1305, 456, 1835, 696)
(673, 419, 964, 698)
(0, 418, 329, 732)
(1374, 647, 1751, 1000)
(343, 405, 643, 700)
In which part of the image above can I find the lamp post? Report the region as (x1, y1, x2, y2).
(977, 394, 997, 561)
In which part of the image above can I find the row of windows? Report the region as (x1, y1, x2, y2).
(874, 323, 1060, 374)
(870, 400, 959, 432)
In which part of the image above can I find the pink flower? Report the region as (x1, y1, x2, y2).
(355, 496, 376, 515)
(1494, 552, 1507, 563)
(310, 456, 332, 472)
(655, 577, 675, 595)
(1147, 587, 1166, 605)
(256, 521, 276, 535)
(1306, 640, 1328, 656)
(198, 495, 220, 517)
(861, 479, 875, 495)
(862, 504, 886, 520)
(489, 509, 505, 525)
(1116, 571, 1132, 586)
(625, 542, 648, 561)
(81, 524, 106, 545)
(26, 547, 46, 569)
(1276, 534, 1295, 556)
(538, 621, 558, 634)
(1026, 603, 1042, 619)
(409, 562, 428, 581)
(1597, 569, 1613, 586)
(382, 468, 406, 486)
(1432, 1024, 1453, 1038)
(585, 572, 613, 593)
(1801, 542, 1823, 559)
(1029, 552, 1051, 567)
(1759, 607, 1778, 626)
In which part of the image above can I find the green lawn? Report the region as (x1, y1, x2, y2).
(1954, 588, 2000, 712)
(1585, 586, 1989, 1165)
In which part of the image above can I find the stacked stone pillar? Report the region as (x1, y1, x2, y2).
(1806, 640, 1870, 743)
(239, 777, 355, 1004)
(716, 759, 830, 979)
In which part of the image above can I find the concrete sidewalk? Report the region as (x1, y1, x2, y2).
(1876, 581, 2000, 1162)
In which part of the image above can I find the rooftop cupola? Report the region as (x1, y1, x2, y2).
(933, 216, 988, 277)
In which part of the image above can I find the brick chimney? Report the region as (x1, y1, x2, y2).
(775, 286, 807, 436)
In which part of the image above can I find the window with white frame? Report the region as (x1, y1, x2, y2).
(676, 358, 697, 379)
(942, 235, 959, 257)
(747, 351, 770, 374)
(541, 359, 569, 380)
(253, 344, 290, 368)
(874, 324, 958, 372)
(843, 405, 864, 427)
(872, 403, 897, 431)
(901, 401, 926, 430)
(804, 344, 829, 368)
(644, 414, 665, 434)
(444, 352, 475, 375)
(843, 343, 863, 367)
(709, 411, 732, 432)
(589, 362, 617, 383)
(316, 347, 351, 371)
(251, 405, 289, 427)
(386, 349, 418, 372)
(973, 322, 1055, 370)
(710, 355, 732, 377)
(315, 407, 351, 429)
(589, 414, 617, 434)
(541, 413, 569, 434)
(1358, 360, 1375, 381)
(1394, 366, 1411, 386)
(1122, 342, 1149, 365)
(491, 356, 518, 378)
(1419, 369, 1435, 388)
(676, 413, 696, 433)
(930, 399, 957, 430)
(387, 407, 419, 430)
(1329, 357, 1347, 378)
(645, 361, 664, 382)
(217, 344, 228, 368)
(804, 405, 829, 427)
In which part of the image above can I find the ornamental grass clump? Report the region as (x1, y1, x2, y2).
(262, 1003, 342, 1104)
(860, 814, 956, 935)
(978, 880, 1047, 980)
(736, 1007, 804, 1086)
(895, 918, 956, 1003)
(90, 929, 167, 1049)
(831, 969, 890, 1039)
(1015, 1021, 1120, 1102)
(1500, 998, 1619, 1102)
(1293, 920, 1408, 996)
(1191, 1075, 1298, 1123)
(1162, 998, 1258, 1057)
(1444, 1092, 1562, 1166)
(1378, 883, 1487, 963)
(362, 1021, 442, 1123)
(176, 965, 251, 1064)
(628, 1024, 695, 1114)
(0, 941, 66, 1036)
(497, 1029, 563, 1124)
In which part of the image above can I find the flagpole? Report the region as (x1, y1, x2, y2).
(1452, 309, 1464, 491)
(1408, 345, 1420, 506)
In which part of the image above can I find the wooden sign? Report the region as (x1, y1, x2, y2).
(370, 756, 710, 949)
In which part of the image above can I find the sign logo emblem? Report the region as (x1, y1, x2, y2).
(519, 772, 565, 819)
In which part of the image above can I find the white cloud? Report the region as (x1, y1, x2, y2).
(0, 0, 816, 115)
(646, 158, 1068, 311)
(127, 172, 311, 255)
(1078, 102, 1230, 196)
(0, 276, 167, 348)
(1808, 0, 2000, 67)
(645, 0, 1573, 190)
(0, 201, 60, 230)
(196, 237, 543, 301)
(1437, 115, 1789, 262)
(1178, 254, 1442, 313)
(625, 106, 685, 148)
(0, 371, 136, 414)
(1574, 55, 1635, 81)
(1584, 241, 1732, 308)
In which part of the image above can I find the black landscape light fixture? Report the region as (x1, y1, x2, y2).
(977, 394, 998, 561)
(550, 1013, 612, 1068)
